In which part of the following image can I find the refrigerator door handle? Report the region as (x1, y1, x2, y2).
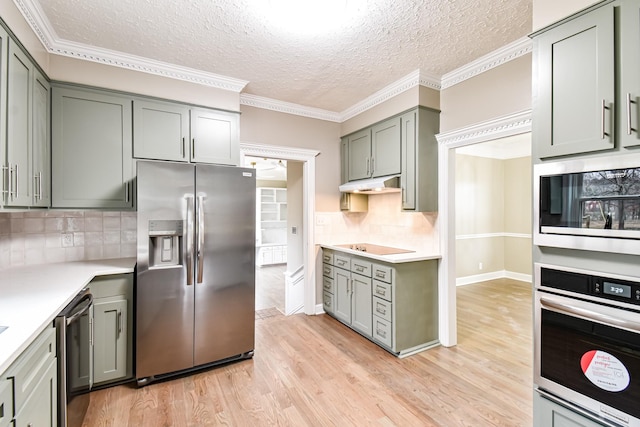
(185, 194, 195, 286)
(196, 193, 205, 284)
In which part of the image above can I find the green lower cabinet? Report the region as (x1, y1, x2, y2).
(93, 298, 128, 384)
(13, 358, 56, 427)
(89, 273, 133, 387)
(534, 393, 606, 427)
(3, 326, 57, 427)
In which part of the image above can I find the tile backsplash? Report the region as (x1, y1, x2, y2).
(0, 210, 137, 268)
(315, 192, 439, 253)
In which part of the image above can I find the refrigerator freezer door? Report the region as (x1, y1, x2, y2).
(194, 165, 256, 366)
(136, 161, 195, 378)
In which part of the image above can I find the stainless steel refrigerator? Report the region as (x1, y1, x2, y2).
(135, 160, 256, 385)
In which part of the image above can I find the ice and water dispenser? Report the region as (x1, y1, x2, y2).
(148, 219, 183, 268)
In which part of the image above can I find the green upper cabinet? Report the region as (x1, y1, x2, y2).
(346, 117, 401, 181)
(190, 108, 239, 165)
(32, 70, 50, 207)
(533, 3, 615, 158)
(400, 108, 438, 212)
(620, 0, 640, 148)
(371, 117, 401, 178)
(0, 27, 7, 208)
(52, 86, 134, 209)
(5, 38, 50, 208)
(347, 129, 372, 181)
(133, 99, 190, 162)
(133, 101, 239, 166)
(6, 39, 33, 207)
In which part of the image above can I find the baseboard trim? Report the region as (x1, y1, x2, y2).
(315, 304, 325, 315)
(457, 270, 532, 286)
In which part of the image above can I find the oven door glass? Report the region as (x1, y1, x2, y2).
(540, 300, 640, 421)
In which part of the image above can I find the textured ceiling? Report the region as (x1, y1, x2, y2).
(34, 0, 532, 112)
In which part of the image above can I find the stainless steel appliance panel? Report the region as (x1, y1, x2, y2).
(136, 161, 195, 378)
(56, 287, 93, 427)
(193, 165, 255, 365)
(534, 263, 640, 427)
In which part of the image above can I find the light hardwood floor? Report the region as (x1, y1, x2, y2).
(83, 278, 533, 426)
(255, 264, 286, 312)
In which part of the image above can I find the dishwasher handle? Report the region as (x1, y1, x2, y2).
(66, 293, 94, 326)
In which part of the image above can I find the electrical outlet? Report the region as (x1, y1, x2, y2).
(62, 232, 74, 247)
(478, 262, 483, 271)
(291, 226, 297, 235)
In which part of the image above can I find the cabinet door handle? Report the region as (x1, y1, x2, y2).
(38, 171, 43, 201)
(118, 311, 122, 336)
(182, 137, 186, 158)
(1, 165, 8, 199)
(192, 138, 196, 159)
(366, 158, 370, 176)
(12, 164, 18, 199)
(601, 99, 609, 140)
(124, 182, 129, 202)
(371, 157, 375, 175)
(627, 93, 635, 136)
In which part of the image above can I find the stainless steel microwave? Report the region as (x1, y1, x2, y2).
(534, 154, 640, 255)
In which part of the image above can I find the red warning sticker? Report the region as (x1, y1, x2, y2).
(581, 350, 630, 392)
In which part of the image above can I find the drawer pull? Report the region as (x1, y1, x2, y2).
(375, 286, 385, 295)
(376, 329, 386, 338)
(376, 306, 386, 315)
(323, 267, 331, 274)
(354, 264, 365, 272)
(337, 260, 347, 266)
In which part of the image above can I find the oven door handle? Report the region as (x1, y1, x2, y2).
(540, 297, 640, 333)
(66, 294, 94, 326)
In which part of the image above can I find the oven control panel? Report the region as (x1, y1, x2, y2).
(540, 266, 640, 306)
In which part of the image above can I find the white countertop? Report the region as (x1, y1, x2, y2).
(320, 244, 441, 263)
(0, 258, 136, 374)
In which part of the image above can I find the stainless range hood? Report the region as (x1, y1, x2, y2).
(339, 175, 401, 194)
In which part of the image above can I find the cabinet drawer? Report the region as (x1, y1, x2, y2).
(7, 326, 56, 414)
(334, 254, 350, 270)
(373, 316, 392, 348)
(323, 291, 334, 314)
(322, 263, 334, 279)
(0, 378, 13, 427)
(373, 297, 392, 322)
(322, 251, 334, 264)
(372, 263, 393, 283)
(351, 259, 371, 277)
(323, 277, 335, 294)
(373, 280, 392, 302)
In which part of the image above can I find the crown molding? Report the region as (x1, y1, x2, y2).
(13, 0, 248, 93)
(240, 94, 342, 122)
(436, 109, 532, 148)
(14, 0, 530, 119)
(339, 69, 441, 122)
(240, 142, 319, 161)
(440, 37, 532, 90)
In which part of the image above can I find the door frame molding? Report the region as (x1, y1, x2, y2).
(435, 109, 532, 346)
(240, 142, 320, 315)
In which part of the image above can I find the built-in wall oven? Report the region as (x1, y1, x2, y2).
(535, 263, 640, 426)
(534, 153, 640, 254)
(55, 287, 93, 427)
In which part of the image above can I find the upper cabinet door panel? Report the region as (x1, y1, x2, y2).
(371, 117, 401, 178)
(133, 100, 190, 162)
(32, 71, 50, 207)
(534, 4, 615, 158)
(52, 87, 133, 209)
(6, 39, 33, 206)
(347, 129, 371, 181)
(190, 108, 239, 166)
(620, 0, 640, 148)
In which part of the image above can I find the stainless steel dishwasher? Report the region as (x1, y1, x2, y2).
(55, 287, 93, 427)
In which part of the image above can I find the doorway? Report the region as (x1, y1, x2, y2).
(437, 110, 532, 346)
(240, 143, 319, 316)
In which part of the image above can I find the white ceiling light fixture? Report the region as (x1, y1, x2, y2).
(249, 0, 366, 36)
